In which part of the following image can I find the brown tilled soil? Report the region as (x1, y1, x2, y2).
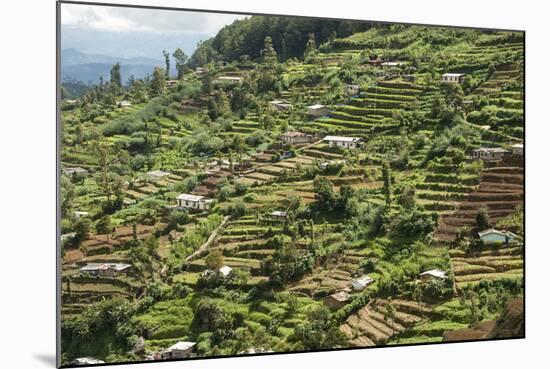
(435, 164, 523, 241)
(449, 245, 523, 289)
(340, 298, 432, 347)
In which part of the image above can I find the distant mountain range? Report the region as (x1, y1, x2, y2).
(61, 48, 164, 85)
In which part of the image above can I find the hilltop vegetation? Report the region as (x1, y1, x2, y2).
(60, 16, 524, 365)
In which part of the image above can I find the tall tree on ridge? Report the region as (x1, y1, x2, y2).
(261, 36, 278, 66)
(150, 67, 166, 96)
(162, 50, 170, 78)
(172, 48, 188, 79)
(110, 62, 121, 88)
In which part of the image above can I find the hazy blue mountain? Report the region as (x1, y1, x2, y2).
(62, 62, 161, 85)
(61, 27, 210, 61)
(61, 49, 166, 84)
(61, 48, 163, 67)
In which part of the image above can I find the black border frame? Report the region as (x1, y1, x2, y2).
(56, 1, 526, 368)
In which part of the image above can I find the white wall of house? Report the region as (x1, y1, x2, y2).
(308, 107, 330, 117)
(442, 74, 463, 83)
(472, 151, 506, 160)
(481, 233, 511, 245)
(177, 199, 210, 210)
(327, 140, 360, 149)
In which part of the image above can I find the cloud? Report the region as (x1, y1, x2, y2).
(61, 3, 247, 34)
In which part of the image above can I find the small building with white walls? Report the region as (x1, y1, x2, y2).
(147, 170, 171, 180)
(214, 76, 242, 84)
(117, 100, 132, 108)
(176, 193, 214, 210)
(418, 269, 447, 283)
(161, 341, 196, 360)
(441, 73, 465, 83)
(471, 147, 509, 161)
(269, 100, 293, 111)
(307, 104, 331, 117)
(281, 131, 313, 145)
(352, 275, 374, 291)
(323, 135, 363, 149)
(344, 84, 360, 96)
(478, 229, 520, 246)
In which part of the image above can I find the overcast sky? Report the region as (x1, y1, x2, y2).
(60, 3, 248, 58)
(61, 3, 247, 34)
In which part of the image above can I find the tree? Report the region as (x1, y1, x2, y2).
(110, 62, 121, 88)
(313, 176, 336, 210)
(261, 36, 278, 65)
(162, 50, 170, 78)
(143, 236, 159, 258)
(385, 297, 396, 327)
(150, 67, 166, 96)
(304, 33, 317, 61)
(167, 209, 189, 236)
(382, 160, 392, 206)
(61, 175, 75, 218)
(92, 142, 125, 210)
(205, 250, 224, 271)
(95, 215, 113, 241)
(172, 48, 188, 79)
(475, 207, 491, 230)
(293, 306, 345, 350)
(231, 134, 245, 164)
(73, 218, 91, 244)
(201, 73, 213, 94)
(397, 186, 416, 209)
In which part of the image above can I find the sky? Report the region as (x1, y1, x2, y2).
(61, 3, 247, 58)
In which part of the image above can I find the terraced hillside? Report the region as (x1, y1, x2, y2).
(341, 298, 434, 346)
(436, 164, 524, 241)
(450, 245, 523, 290)
(59, 17, 524, 365)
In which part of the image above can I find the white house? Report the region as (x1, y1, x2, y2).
(418, 269, 447, 283)
(161, 341, 196, 360)
(441, 73, 465, 83)
(219, 265, 233, 277)
(147, 170, 171, 180)
(166, 80, 178, 87)
(307, 104, 331, 117)
(63, 167, 89, 176)
(117, 100, 132, 108)
(478, 229, 520, 246)
(511, 143, 524, 156)
(239, 347, 274, 354)
(176, 193, 214, 210)
(80, 263, 132, 278)
(271, 210, 288, 219)
(195, 67, 206, 75)
(73, 211, 89, 219)
(320, 159, 346, 169)
(381, 61, 407, 67)
(280, 131, 313, 145)
(352, 275, 374, 291)
(471, 147, 509, 161)
(214, 76, 242, 84)
(203, 265, 233, 278)
(70, 357, 105, 365)
(344, 84, 360, 96)
(269, 100, 293, 111)
(61, 232, 77, 244)
(323, 135, 363, 149)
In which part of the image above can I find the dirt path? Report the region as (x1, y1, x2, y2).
(186, 215, 231, 261)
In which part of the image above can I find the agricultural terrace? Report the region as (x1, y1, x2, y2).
(59, 20, 524, 365)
